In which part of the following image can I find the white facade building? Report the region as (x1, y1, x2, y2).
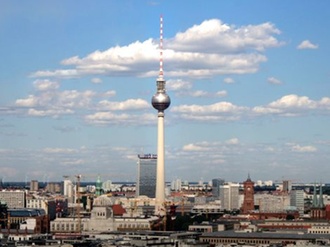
(290, 190, 304, 216)
(254, 193, 290, 212)
(219, 183, 239, 210)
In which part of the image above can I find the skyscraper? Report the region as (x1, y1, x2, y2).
(290, 189, 304, 216)
(212, 178, 225, 198)
(151, 16, 171, 215)
(219, 183, 239, 211)
(136, 154, 157, 198)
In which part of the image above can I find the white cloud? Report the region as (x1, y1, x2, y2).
(13, 81, 151, 120)
(171, 101, 247, 122)
(91, 78, 102, 84)
(43, 148, 77, 154)
(102, 90, 116, 97)
(291, 144, 317, 153)
(27, 108, 74, 117)
(224, 77, 235, 84)
(15, 95, 38, 107)
(33, 79, 60, 91)
(168, 19, 282, 53)
(216, 90, 227, 97)
(61, 159, 86, 166)
(189, 90, 208, 97)
(252, 95, 321, 117)
(184, 90, 227, 98)
(297, 40, 318, 49)
(84, 112, 156, 126)
(31, 69, 79, 78)
(97, 99, 149, 111)
(226, 138, 239, 145)
(166, 79, 192, 91)
(268, 94, 317, 109)
(267, 77, 283, 85)
(31, 19, 282, 79)
(182, 143, 210, 151)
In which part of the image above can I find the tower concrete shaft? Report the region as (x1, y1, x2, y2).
(155, 111, 165, 215)
(152, 78, 170, 216)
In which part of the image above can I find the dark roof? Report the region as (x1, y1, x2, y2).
(201, 230, 330, 241)
(8, 208, 46, 217)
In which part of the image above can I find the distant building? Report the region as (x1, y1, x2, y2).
(171, 179, 182, 192)
(45, 182, 61, 193)
(212, 178, 225, 198)
(220, 183, 239, 211)
(283, 180, 292, 193)
(241, 175, 255, 214)
(290, 189, 304, 216)
(61, 179, 74, 203)
(26, 197, 57, 220)
(30, 180, 38, 192)
(50, 195, 155, 235)
(8, 208, 49, 233)
(136, 154, 157, 198)
(310, 183, 326, 220)
(254, 192, 290, 213)
(0, 190, 25, 208)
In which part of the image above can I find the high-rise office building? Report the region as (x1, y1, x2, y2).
(171, 179, 182, 192)
(212, 178, 225, 198)
(219, 183, 239, 210)
(290, 189, 304, 216)
(30, 180, 39, 191)
(61, 179, 74, 203)
(136, 154, 157, 198)
(283, 180, 292, 193)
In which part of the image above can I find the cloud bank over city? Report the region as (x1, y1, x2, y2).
(0, 1, 329, 183)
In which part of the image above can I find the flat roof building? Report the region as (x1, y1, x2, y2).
(136, 154, 157, 198)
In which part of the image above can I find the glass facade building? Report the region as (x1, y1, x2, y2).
(136, 154, 157, 198)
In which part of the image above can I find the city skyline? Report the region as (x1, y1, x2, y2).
(0, 1, 329, 183)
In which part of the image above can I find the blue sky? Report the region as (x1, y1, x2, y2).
(0, 0, 329, 183)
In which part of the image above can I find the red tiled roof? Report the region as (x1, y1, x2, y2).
(112, 204, 126, 216)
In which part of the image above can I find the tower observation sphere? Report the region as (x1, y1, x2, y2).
(152, 78, 171, 111)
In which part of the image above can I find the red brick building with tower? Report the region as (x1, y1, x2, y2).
(241, 174, 255, 214)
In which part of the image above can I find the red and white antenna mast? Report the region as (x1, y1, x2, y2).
(159, 15, 164, 79)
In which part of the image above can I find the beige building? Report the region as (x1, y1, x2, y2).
(26, 197, 57, 220)
(50, 195, 157, 234)
(30, 180, 39, 192)
(0, 190, 25, 208)
(254, 192, 290, 212)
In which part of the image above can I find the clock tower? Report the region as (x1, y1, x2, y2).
(241, 174, 255, 214)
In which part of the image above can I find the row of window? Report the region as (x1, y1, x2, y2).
(51, 223, 83, 231)
(203, 238, 271, 245)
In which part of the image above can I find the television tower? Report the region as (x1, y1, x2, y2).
(151, 15, 171, 215)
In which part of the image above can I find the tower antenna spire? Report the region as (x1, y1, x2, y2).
(159, 14, 164, 79)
